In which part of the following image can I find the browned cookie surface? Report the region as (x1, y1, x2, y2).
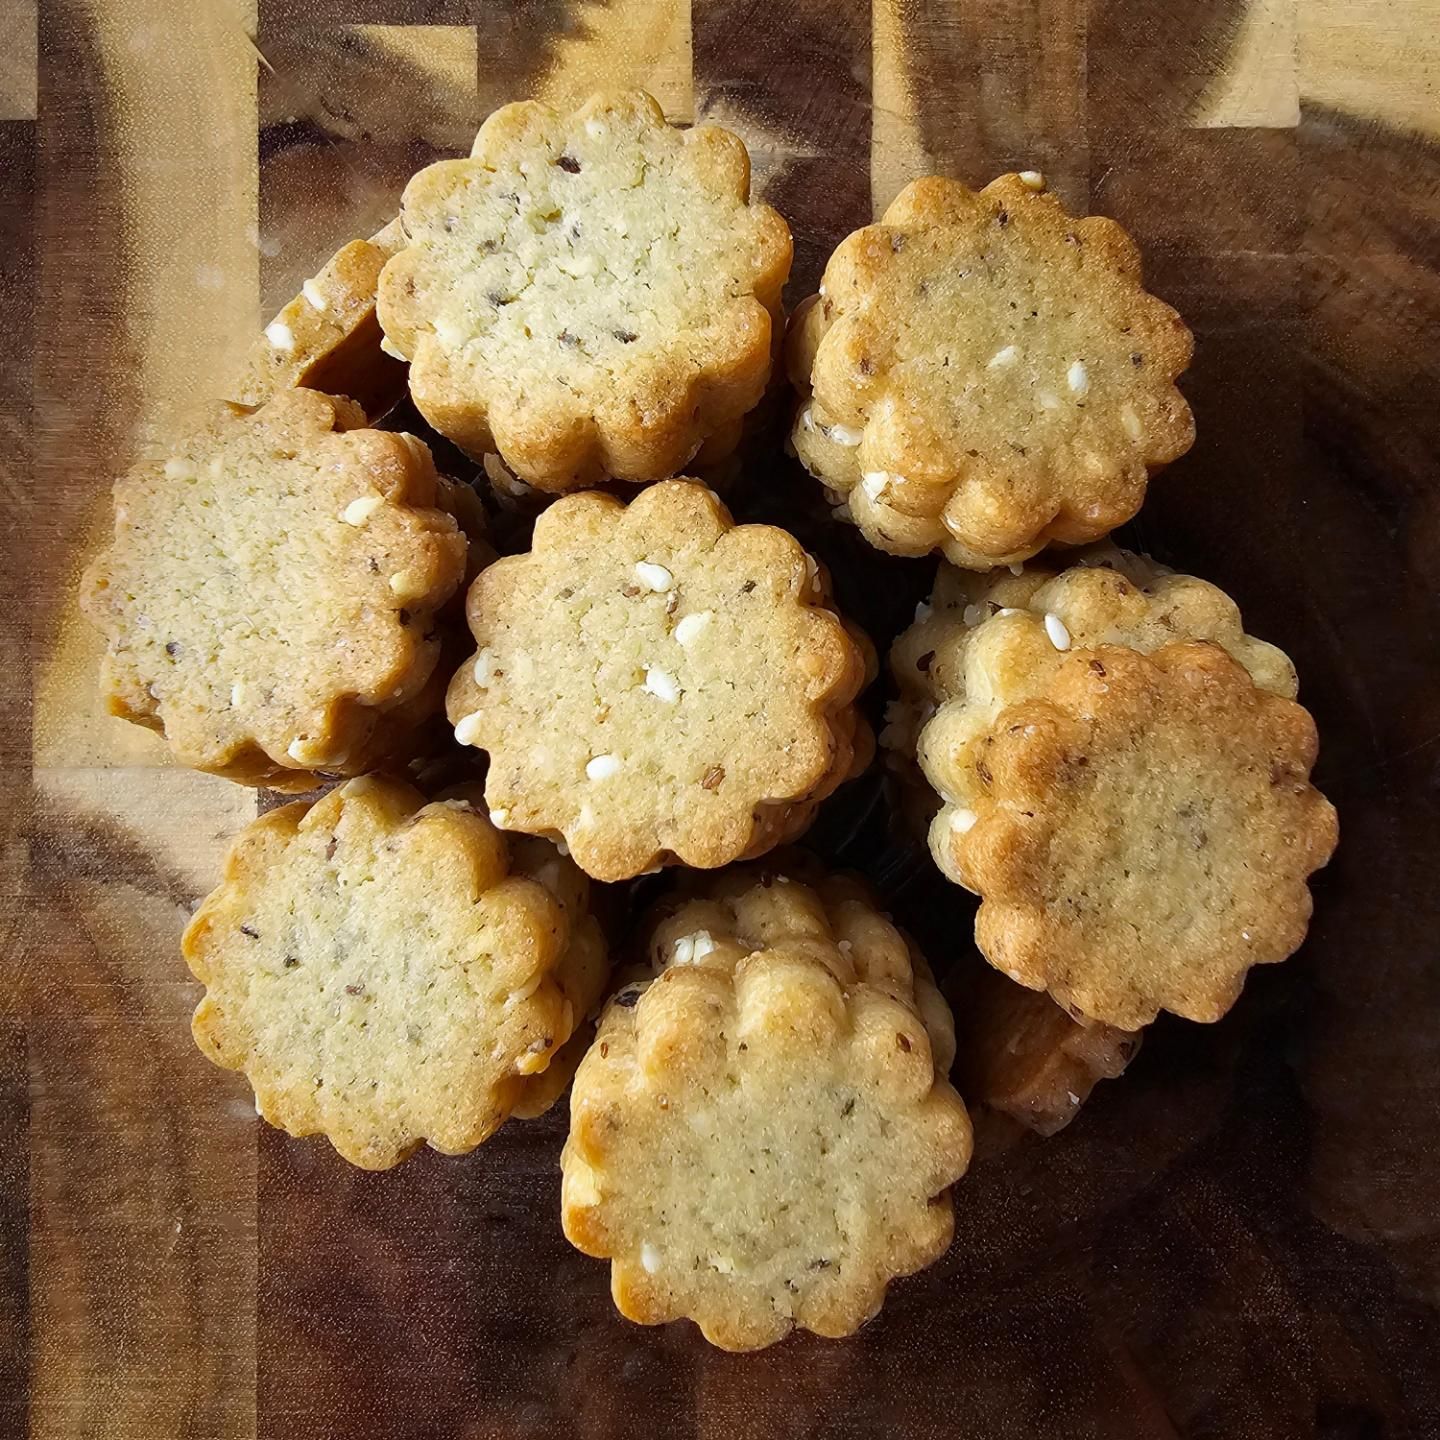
(378, 90, 792, 488)
(959, 643, 1337, 1028)
(886, 550, 1336, 1028)
(788, 174, 1193, 568)
(561, 866, 972, 1351)
(81, 390, 467, 788)
(184, 776, 607, 1169)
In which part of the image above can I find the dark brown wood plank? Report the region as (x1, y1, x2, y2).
(0, 107, 35, 1437)
(875, 0, 1088, 209)
(0, 1020, 28, 1433)
(0, 116, 35, 858)
(257, 1111, 699, 1439)
(259, 0, 476, 29)
(693, 0, 873, 297)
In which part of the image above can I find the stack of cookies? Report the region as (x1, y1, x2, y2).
(82, 87, 1338, 1351)
(563, 867, 972, 1351)
(786, 173, 1195, 570)
(884, 548, 1336, 1032)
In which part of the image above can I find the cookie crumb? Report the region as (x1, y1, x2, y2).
(455, 711, 485, 747)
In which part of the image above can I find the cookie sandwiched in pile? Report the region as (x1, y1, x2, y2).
(377, 90, 792, 489)
(887, 549, 1338, 1030)
(446, 480, 872, 881)
(787, 173, 1194, 570)
(561, 865, 972, 1351)
(232, 218, 409, 422)
(945, 957, 1140, 1142)
(184, 776, 608, 1169)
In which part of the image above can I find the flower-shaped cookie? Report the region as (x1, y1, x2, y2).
(378, 90, 793, 489)
(788, 174, 1194, 569)
(81, 390, 468, 790)
(956, 643, 1336, 1028)
(446, 481, 869, 881)
(183, 776, 608, 1169)
(886, 550, 1337, 1028)
(561, 867, 972, 1350)
(233, 219, 408, 421)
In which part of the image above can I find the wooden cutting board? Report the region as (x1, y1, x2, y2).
(5, 1, 1440, 1435)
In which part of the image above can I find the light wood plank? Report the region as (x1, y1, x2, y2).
(1194, 0, 1298, 129)
(0, 0, 37, 121)
(31, 2, 263, 1435)
(1303, 0, 1440, 137)
(536, 0, 693, 121)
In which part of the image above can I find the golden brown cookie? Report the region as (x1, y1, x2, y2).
(377, 90, 792, 488)
(561, 866, 972, 1350)
(787, 174, 1194, 569)
(183, 775, 608, 1169)
(81, 389, 467, 790)
(446, 481, 870, 881)
(964, 643, 1335, 1027)
(233, 218, 408, 420)
(948, 960, 1139, 1138)
(886, 550, 1337, 1028)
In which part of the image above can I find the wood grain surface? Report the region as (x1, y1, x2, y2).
(4, 1, 1440, 1436)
